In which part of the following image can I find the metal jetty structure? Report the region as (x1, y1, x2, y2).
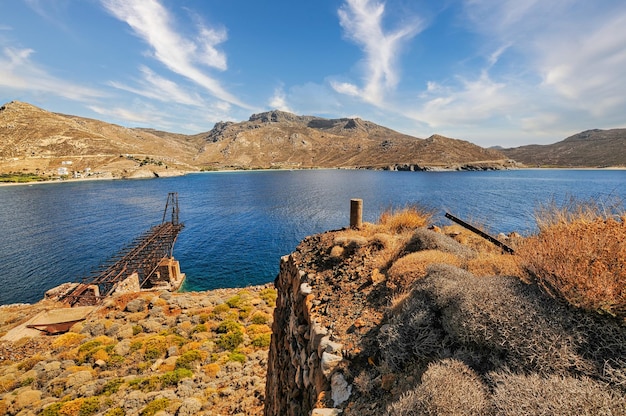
(60, 192, 185, 306)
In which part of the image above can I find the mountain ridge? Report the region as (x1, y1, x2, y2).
(0, 101, 514, 179)
(500, 128, 626, 167)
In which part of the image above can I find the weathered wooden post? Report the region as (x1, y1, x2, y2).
(350, 198, 363, 229)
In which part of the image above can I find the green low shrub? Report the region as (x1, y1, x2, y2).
(217, 331, 244, 351)
(140, 398, 170, 416)
(175, 350, 202, 370)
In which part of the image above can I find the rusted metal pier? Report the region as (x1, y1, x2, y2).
(61, 192, 184, 306)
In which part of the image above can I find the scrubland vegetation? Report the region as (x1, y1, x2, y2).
(519, 199, 626, 318)
(0, 286, 276, 415)
(310, 203, 625, 414)
(0, 172, 46, 183)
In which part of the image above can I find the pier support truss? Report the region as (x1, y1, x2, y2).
(61, 193, 184, 306)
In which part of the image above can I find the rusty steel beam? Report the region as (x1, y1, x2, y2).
(444, 212, 515, 254)
(62, 193, 183, 306)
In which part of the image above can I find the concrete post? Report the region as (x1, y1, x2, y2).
(350, 199, 363, 229)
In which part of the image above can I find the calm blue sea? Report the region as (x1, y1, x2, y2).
(0, 169, 624, 305)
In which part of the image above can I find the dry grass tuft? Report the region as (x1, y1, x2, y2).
(464, 252, 523, 278)
(519, 200, 626, 317)
(387, 250, 461, 291)
(403, 228, 475, 259)
(52, 332, 87, 349)
(386, 359, 492, 416)
(377, 205, 433, 233)
(443, 224, 503, 253)
(489, 371, 626, 415)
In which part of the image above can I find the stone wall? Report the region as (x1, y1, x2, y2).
(265, 255, 349, 416)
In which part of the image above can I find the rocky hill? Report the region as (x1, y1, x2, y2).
(192, 110, 512, 171)
(0, 101, 514, 180)
(0, 101, 203, 179)
(500, 129, 626, 167)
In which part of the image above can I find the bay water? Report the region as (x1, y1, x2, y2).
(0, 169, 623, 305)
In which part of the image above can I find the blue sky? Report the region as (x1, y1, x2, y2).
(1, 0, 626, 147)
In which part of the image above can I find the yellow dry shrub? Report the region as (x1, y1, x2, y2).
(519, 212, 626, 317)
(126, 312, 147, 322)
(59, 400, 83, 416)
(178, 321, 193, 333)
(0, 376, 16, 393)
(367, 232, 396, 250)
(246, 324, 272, 336)
(91, 335, 115, 345)
(204, 363, 221, 378)
(464, 252, 523, 278)
(250, 311, 271, 325)
(329, 245, 344, 258)
(377, 206, 433, 233)
(52, 332, 86, 349)
(65, 365, 95, 375)
(151, 297, 168, 308)
(211, 303, 230, 316)
(160, 363, 175, 372)
(91, 349, 110, 362)
(387, 250, 461, 291)
(388, 290, 411, 314)
(443, 225, 504, 254)
(180, 341, 203, 353)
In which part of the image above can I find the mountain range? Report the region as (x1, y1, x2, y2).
(499, 129, 626, 167)
(0, 101, 623, 179)
(0, 101, 512, 178)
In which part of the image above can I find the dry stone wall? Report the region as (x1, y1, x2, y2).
(265, 255, 349, 416)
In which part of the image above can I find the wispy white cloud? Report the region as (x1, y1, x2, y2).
(23, 0, 71, 31)
(330, 81, 360, 98)
(0, 47, 104, 100)
(384, 0, 626, 145)
(537, 11, 626, 113)
(411, 71, 517, 128)
(268, 86, 293, 113)
(109, 66, 205, 107)
(459, 0, 626, 123)
(88, 104, 152, 124)
(101, 0, 252, 110)
(335, 0, 423, 105)
(88, 99, 231, 133)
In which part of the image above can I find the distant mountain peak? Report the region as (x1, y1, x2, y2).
(249, 110, 305, 123)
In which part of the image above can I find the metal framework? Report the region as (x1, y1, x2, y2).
(62, 193, 184, 306)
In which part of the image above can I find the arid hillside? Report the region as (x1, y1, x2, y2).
(0, 101, 514, 180)
(191, 110, 512, 170)
(500, 128, 626, 167)
(0, 101, 203, 179)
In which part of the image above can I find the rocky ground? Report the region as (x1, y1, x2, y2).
(285, 218, 626, 414)
(0, 285, 276, 416)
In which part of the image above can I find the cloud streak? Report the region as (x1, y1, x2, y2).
(101, 0, 252, 110)
(109, 66, 206, 107)
(0, 47, 104, 101)
(335, 0, 423, 105)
